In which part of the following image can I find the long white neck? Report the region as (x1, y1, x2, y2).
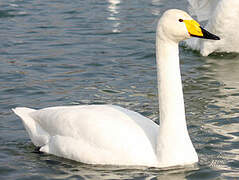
(155, 27, 198, 167)
(157, 37, 186, 130)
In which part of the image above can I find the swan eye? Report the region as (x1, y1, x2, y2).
(179, 19, 183, 22)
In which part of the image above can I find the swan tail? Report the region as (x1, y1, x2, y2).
(12, 107, 49, 147)
(12, 107, 36, 117)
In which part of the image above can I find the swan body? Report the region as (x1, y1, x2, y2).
(186, 0, 239, 56)
(13, 9, 219, 168)
(13, 105, 159, 166)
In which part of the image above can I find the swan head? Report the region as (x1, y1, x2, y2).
(157, 9, 220, 42)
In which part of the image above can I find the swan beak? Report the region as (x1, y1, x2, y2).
(184, 20, 220, 40)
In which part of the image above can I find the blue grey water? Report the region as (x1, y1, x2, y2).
(1, 0, 239, 179)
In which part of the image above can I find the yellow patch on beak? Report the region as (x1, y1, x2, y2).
(183, 20, 203, 37)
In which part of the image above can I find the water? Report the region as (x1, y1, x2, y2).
(1, 0, 239, 179)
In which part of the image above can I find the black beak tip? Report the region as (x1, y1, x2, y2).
(214, 35, 220, 40)
(201, 27, 220, 40)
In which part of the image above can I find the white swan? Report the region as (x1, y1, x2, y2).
(186, 0, 239, 56)
(13, 9, 220, 168)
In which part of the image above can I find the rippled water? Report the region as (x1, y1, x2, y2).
(1, 0, 239, 179)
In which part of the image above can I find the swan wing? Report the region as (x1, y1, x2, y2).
(13, 105, 159, 166)
(187, 0, 219, 21)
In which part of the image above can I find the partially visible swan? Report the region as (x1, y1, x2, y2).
(185, 0, 239, 56)
(13, 9, 219, 168)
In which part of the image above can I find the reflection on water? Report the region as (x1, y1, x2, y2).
(107, 0, 121, 33)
